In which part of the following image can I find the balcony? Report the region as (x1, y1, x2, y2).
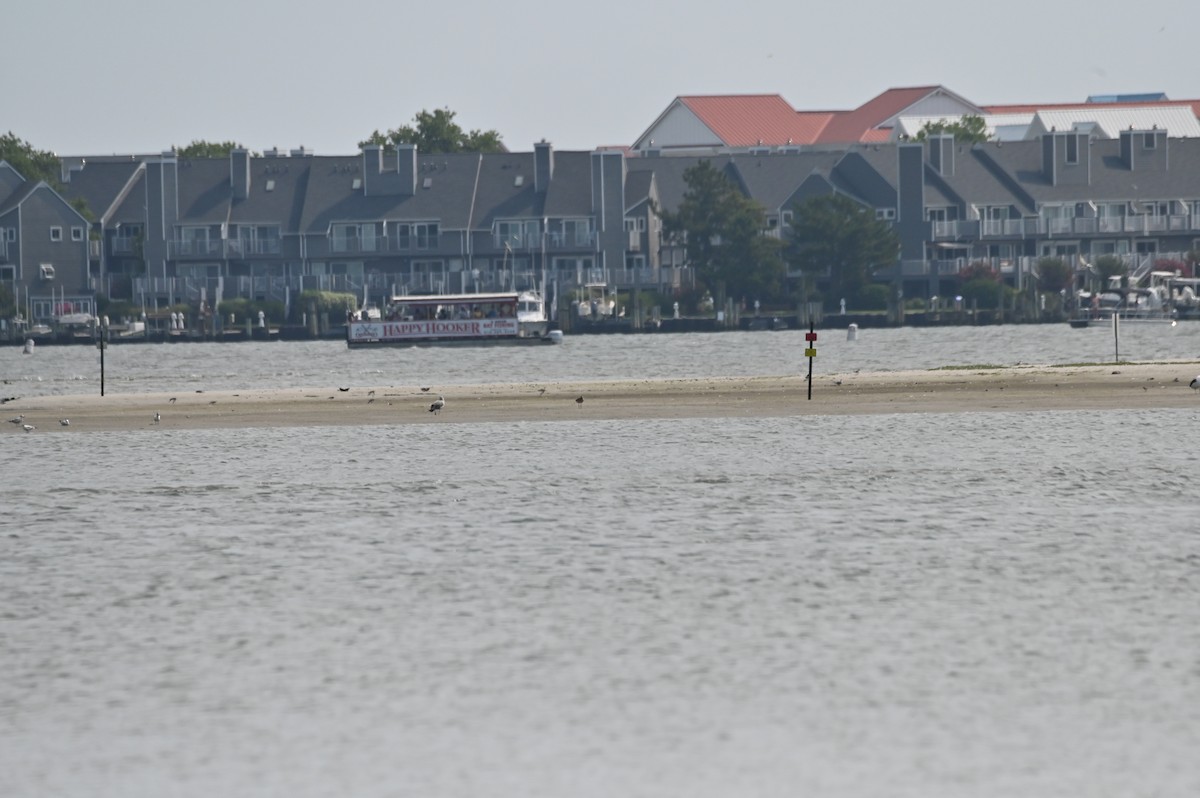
(112, 236, 138, 255)
(329, 236, 385, 254)
(169, 239, 225, 259)
(392, 235, 440, 251)
(227, 238, 283, 257)
(547, 231, 597, 249)
(493, 232, 542, 250)
(937, 214, 1200, 241)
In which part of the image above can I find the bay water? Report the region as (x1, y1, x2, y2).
(3, 326, 1199, 797)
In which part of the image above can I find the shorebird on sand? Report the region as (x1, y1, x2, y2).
(59, 419, 70, 426)
(429, 395, 445, 414)
(153, 412, 161, 424)
(7, 415, 23, 424)
(1190, 375, 1200, 390)
(22, 424, 35, 432)
(575, 395, 584, 405)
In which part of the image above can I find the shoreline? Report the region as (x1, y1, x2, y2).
(5, 362, 1199, 433)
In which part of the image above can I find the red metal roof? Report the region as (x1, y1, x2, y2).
(813, 86, 946, 144)
(679, 95, 831, 147)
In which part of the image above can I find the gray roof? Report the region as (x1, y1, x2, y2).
(230, 156, 309, 232)
(177, 159, 232, 225)
(299, 153, 482, 233)
(58, 160, 143, 222)
(542, 151, 596, 217)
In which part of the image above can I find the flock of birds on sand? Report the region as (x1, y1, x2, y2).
(5, 380, 592, 431)
(10, 376, 1199, 432)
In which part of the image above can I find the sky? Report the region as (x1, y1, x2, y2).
(5, 0, 1198, 157)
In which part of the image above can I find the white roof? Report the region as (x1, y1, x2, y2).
(892, 105, 1200, 143)
(892, 113, 1034, 142)
(1027, 106, 1200, 139)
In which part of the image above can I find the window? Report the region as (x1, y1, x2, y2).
(50, 226, 62, 242)
(875, 208, 896, 220)
(1143, 132, 1157, 149)
(396, 223, 411, 249)
(563, 218, 592, 246)
(1065, 135, 1079, 164)
(71, 226, 85, 241)
(331, 223, 360, 252)
(6, 228, 15, 242)
(414, 222, 438, 249)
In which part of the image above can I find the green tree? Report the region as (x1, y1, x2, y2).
(787, 194, 899, 305)
(1036, 256, 1073, 292)
(958, 261, 1004, 308)
(659, 160, 785, 302)
(174, 140, 247, 158)
(1093, 254, 1127, 288)
(914, 114, 990, 144)
(0, 132, 94, 219)
(0, 131, 62, 186)
(360, 108, 505, 154)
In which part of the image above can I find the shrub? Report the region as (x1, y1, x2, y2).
(297, 290, 357, 319)
(1094, 254, 1126, 285)
(855, 284, 890, 310)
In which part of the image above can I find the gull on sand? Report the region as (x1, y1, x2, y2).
(429, 395, 445, 414)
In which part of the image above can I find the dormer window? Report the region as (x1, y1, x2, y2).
(1143, 132, 1157, 149)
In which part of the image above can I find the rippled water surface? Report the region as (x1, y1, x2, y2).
(4, 321, 1200, 398)
(3, 330, 1200, 797)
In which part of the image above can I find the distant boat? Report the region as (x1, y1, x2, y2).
(346, 290, 560, 348)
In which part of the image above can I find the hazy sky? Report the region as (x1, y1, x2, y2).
(6, 0, 1196, 156)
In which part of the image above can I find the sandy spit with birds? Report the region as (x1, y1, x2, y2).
(4, 362, 1199, 433)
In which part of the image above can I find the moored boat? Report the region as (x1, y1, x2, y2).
(346, 290, 560, 347)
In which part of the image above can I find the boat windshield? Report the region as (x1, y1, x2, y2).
(384, 296, 516, 321)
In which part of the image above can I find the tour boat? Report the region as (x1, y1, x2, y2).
(346, 290, 561, 347)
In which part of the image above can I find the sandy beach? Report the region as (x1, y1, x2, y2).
(4, 362, 1199, 433)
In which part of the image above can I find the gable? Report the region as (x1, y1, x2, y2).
(0, 161, 27, 199)
(633, 99, 724, 151)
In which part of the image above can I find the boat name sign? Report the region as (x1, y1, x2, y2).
(349, 318, 518, 342)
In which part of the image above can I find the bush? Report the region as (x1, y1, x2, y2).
(961, 278, 1003, 308)
(1094, 254, 1126, 286)
(218, 298, 286, 324)
(855, 284, 890, 311)
(296, 290, 357, 321)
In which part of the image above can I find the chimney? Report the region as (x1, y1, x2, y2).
(534, 140, 554, 194)
(396, 144, 417, 196)
(361, 144, 384, 195)
(231, 149, 250, 200)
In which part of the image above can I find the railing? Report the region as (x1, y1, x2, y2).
(168, 239, 224, 258)
(329, 236, 385, 254)
(111, 236, 138, 255)
(227, 239, 283, 256)
(391, 235, 440, 251)
(546, 231, 597, 249)
(939, 214, 1200, 240)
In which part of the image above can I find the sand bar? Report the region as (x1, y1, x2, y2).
(4, 362, 1200, 433)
